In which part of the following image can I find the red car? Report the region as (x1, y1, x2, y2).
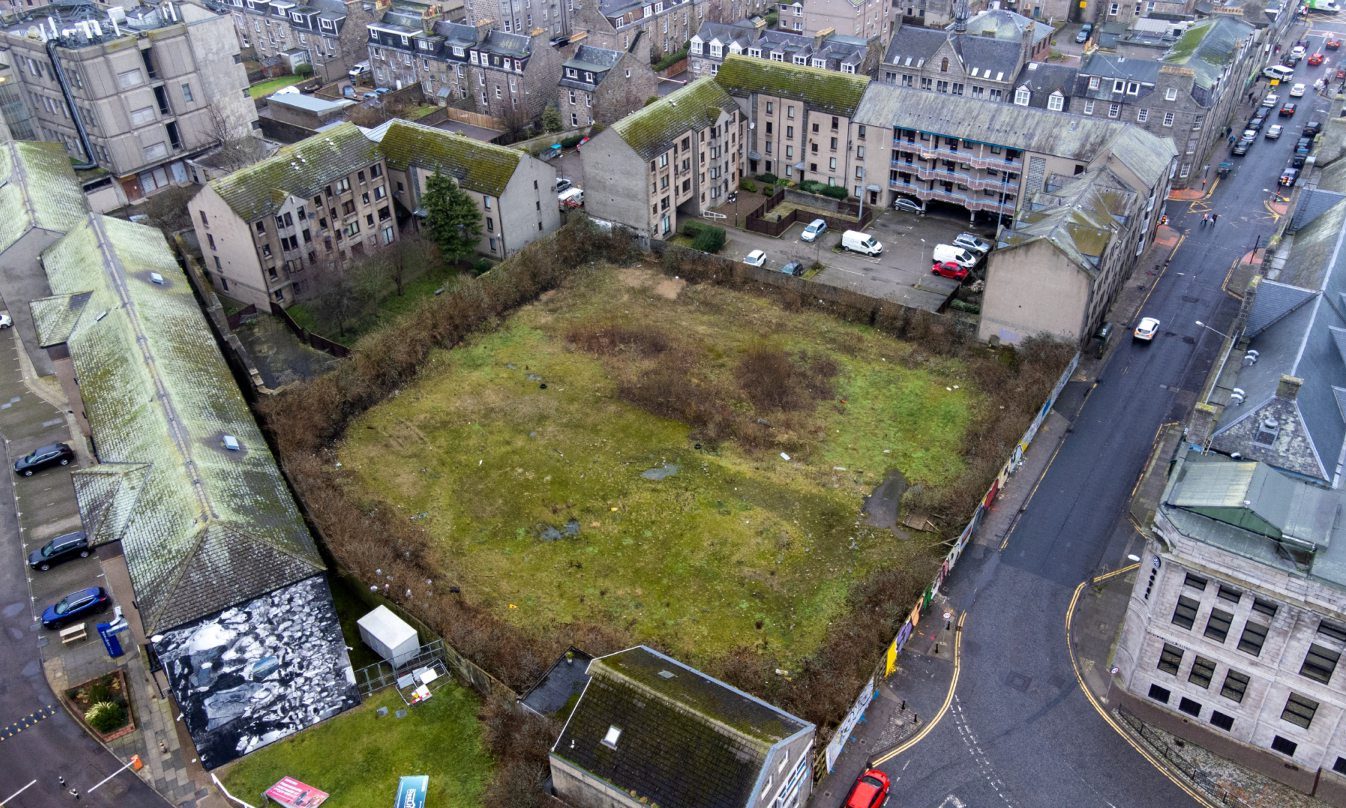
(843, 769, 891, 808)
(1309, 51, 1326, 66)
(931, 260, 969, 281)
(1328, 37, 1342, 50)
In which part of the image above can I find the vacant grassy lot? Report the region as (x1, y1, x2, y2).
(249, 75, 305, 99)
(221, 687, 491, 807)
(339, 266, 973, 664)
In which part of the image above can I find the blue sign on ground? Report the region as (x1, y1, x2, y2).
(394, 775, 428, 808)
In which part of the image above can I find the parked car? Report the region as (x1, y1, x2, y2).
(1282, 54, 1301, 67)
(28, 531, 90, 571)
(1309, 51, 1326, 66)
(744, 249, 767, 267)
(1133, 316, 1161, 342)
(1232, 138, 1253, 156)
(932, 244, 978, 268)
(1328, 36, 1342, 50)
(841, 230, 883, 256)
(1296, 136, 1314, 155)
(801, 218, 828, 243)
(780, 261, 804, 277)
(1281, 167, 1301, 187)
(347, 61, 370, 79)
(558, 187, 584, 207)
(555, 177, 573, 194)
(1266, 124, 1284, 139)
(1261, 93, 1280, 108)
(0, 312, 10, 329)
(953, 232, 992, 254)
(40, 586, 110, 629)
(1263, 65, 1295, 81)
(1246, 116, 1265, 133)
(1291, 153, 1308, 168)
(893, 197, 924, 214)
(931, 260, 969, 281)
(1281, 102, 1298, 117)
(843, 769, 891, 808)
(1304, 120, 1323, 137)
(1292, 45, 1308, 59)
(1290, 82, 1307, 97)
(1074, 22, 1093, 43)
(13, 442, 74, 477)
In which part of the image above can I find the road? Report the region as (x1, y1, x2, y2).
(879, 52, 1328, 808)
(0, 332, 167, 807)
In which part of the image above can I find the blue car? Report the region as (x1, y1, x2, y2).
(41, 586, 110, 629)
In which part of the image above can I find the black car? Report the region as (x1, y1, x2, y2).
(1291, 153, 1307, 169)
(1232, 139, 1253, 156)
(1304, 120, 1323, 137)
(1296, 137, 1314, 156)
(28, 531, 90, 571)
(1281, 167, 1301, 187)
(1280, 102, 1298, 117)
(1247, 115, 1266, 132)
(13, 443, 74, 477)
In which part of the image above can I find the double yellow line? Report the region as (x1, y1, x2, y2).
(870, 611, 966, 766)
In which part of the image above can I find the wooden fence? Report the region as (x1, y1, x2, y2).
(744, 187, 873, 237)
(269, 302, 351, 358)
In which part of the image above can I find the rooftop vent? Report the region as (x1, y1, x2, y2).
(222, 435, 241, 451)
(1242, 349, 1259, 366)
(658, 669, 675, 679)
(149, 272, 165, 285)
(602, 725, 621, 749)
(1229, 387, 1246, 405)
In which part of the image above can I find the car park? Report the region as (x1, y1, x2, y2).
(28, 531, 90, 571)
(1266, 124, 1284, 139)
(893, 197, 924, 214)
(1133, 316, 1160, 341)
(1281, 102, 1298, 117)
(40, 587, 111, 629)
(953, 232, 992, 254)
(780, 261, 804, 277)
(841, 230, 883, 256)
(801, 218, 828, 242)
(843, 769, 891, 808)
(744, 249, 767, 267)
(1074, 22, 1092, 43)
(1281, 167, 1301, 187)
(13, 442, 74, 477)
(1263, 65, 1295, 81)
(1290, 82, 1307, 97)
(931, 261, 969, 281)
(1309, 51, 1326, 66)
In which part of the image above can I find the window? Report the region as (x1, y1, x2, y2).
(1108, 103, 1120, 118)
(1300, 644, 1340, 684)
(335, 178, 350, 193)
(1014, 87, 1030, 106)
(1126, 82, 1139, 95)
(1113, 79, 1125, 93)
(1178, 697, 1201, 717)
(1210, 711, 1234, 731)
(765, 101, 773, 114)
(1184, 573, 1208, 590)
(131, 106, 156, 126)
(1088, 76, 1100, 90)
(1047, 93, 1064, 112)
(1189, 656, 1216, 688)
(1319, 620, 1346, 643)
(1172, 596, 1199, 630)
(1216, 585, 1241, 604)
(381, 224, 394, 244)
(144, 142, 167, 160)
(1253, 599, 1278, 618)
(1163, 112, 1175, 127)
(1148, 684, 1171, 703)
(117, 68, 144, 89)
(1165, 87, 1178, 101)
(1220, 670, 1249, 703)
(1335, 757, 1346, 776)
(1239, 621, 1268, 656)
(1282, 693, 1318, 730)
(182, 83, 194, 103)
(1158, 643, 1184, 675)
(1204, 609, 1233, 643)
(1137, 108, 1149, 123)
(1083, 100, 1095, 115)
(1271, 736, 1298, 757)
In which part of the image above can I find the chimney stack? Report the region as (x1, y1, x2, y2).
(1277, 375, 1303, 401)
(1187, 402, 1218, 448)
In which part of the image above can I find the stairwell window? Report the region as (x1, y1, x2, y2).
(1204, 608, 1233, 643)
(1220, 669, 1249, 703)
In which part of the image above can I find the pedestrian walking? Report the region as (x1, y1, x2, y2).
(1212, 213, 1220, 225)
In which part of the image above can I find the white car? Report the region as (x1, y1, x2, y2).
(0, 312, 10, 329)
(1133, 317, 1160, 341)
(1266, 124, 1284, 139)
(1291, 45, 1307, 59)
(953, 232, 992, 255)
(1290, 83, 1307, 98)
(744, 249, 767, 267)
(800, 218, 827, 243)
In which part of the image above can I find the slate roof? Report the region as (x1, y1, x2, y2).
(1015, 61, 1077, 105)
(1000, 170, 1135, 275)
(1078, 51, 1161, 83)
(1162, 15, 1255, 91)
(32, 215, 326, 633)
(208, 122, 379, 223)
(714, 55, 868, 116)
(553, 646, 813, 808)
(612, 77, 737, 160)
(961, 8, 1054, 46)
(372, 119, 521, 196)
(883, 24, 946, 66)
(0, 141, 87, 255)
(692, 19, 758, 49)
(483, 29, 530, 58)
(952, 35, 1023, 82)
(565, 43, 623, 73)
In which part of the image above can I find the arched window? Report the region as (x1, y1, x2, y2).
(940, 57, 949, 72)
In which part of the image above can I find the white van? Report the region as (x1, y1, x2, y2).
(932, 244, 978, 268)
(1263, 65, 1295, 82)
(558, 187, 584, 207)
(841, 230, 883, 256)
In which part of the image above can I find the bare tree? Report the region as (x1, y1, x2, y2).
(206, 102, 265, 173)
(383, 233, 435, 297)
(305, 258, 372, 339)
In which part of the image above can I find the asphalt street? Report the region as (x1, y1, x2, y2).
(878, 54, 1331, 808)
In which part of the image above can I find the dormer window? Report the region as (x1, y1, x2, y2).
(566, 66, 577, 77)
(1126, 81, 1139, 95)
(400, 35, 409, 45)
(1112, 79, 1125, 93)
(748, 47, 761, 57)
(320, 18, 334, 29)
(709, 42, 721, 57)
(1088, 76, 1100, 90)
(793, 54, 806, 64)
(1047, 91, 1063, 111)
(1014, 86, 1030, 105)
(811, 58, 825, 68)
(691, 39, 702, 54)
(585, 71, 594, 81)
(470, 50, 479, 63)
(453, 46, 464, 56)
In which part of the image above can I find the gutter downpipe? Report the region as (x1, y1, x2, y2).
(45, 36, 99, 170)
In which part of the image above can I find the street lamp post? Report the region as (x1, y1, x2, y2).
(1195, 320, 1234, 341)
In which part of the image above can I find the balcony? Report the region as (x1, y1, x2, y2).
(887, 179, 1015, 214)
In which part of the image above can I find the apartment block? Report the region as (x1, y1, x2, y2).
(775, 0, 892, 47)
(558, 43, 659, 127)
(688, 18, 872, 77)
(368, 18, 562, 121)
(1073, 14, 1257, 186)
(878, 10, 1052, 103)
(462, 0, 569, 36)
(572, 0, 716, 62)
(213, 0, 387, 83)
(0, 1, 257, 205)
(581, 76, 739, 236)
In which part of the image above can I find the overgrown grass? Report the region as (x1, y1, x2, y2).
(338, 266, 971, 665)
(221, 688, 491, 807)
(249, 75, 306, 98)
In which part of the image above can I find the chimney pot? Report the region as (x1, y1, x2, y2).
(1277, 375, 1304, 400)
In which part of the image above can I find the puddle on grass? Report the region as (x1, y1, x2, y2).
(641, 463, 680, 481)
(539, 519, 582, 541)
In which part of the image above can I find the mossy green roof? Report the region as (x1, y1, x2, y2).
(1163, 16, 1254, 91)
(0, 141, 87, 254)
(612, 77, 738, 161)
(1001, 170, 1135, 275)
(375, 119, 521, 196)
(34, 215, 325, 633)
(715, 55, 869, 117)
(208, 122, 380, 223)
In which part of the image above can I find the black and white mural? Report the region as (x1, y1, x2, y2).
(153, 575, 360, 769)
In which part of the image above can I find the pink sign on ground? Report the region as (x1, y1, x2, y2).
(264, 776, 330, 807)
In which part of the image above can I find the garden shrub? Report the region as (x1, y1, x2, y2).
(821, 185, 849, 200)
(739, 178, 757, 193)
(85, 701, 126, 734)
(690, 224, 726, 253)
(560, 133, 584, 149)
(755, 173, 779, 185)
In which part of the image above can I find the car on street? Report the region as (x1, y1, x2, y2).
(1074, 22, 1092, 43)
(1297, 136, 1314, 155)
(1261, 93, 1280, 108)
(1281, 167, 1301, 187)
(780, 261, 804, 277)
(1291, 153, 1307, 168)
(1309, 51, 1325, 66)
(0, 312, 10, 328)
(1133, 316, 1160, 342)
(1292, 44, 1308, 59)
(893, 196, 924, 214)
(13, 442, 74, 477)
(1290, 82, 1307, 97)
(801, 218, 828, 242)
(555, 177, 573, 194)
(1283, 53, 1301, 67)
(744, 249, 767, 267)
(1304, 120, 1323, 137)
(1232, 138, 1253, 156)
(842, 769, 891, 808)
(41, 586, 110, 629)
(1281, 102, 1298, 117)
(1266, 124, 1284, 139)
(931, 260, 969, 281)
(28, 531, 90, 571)
(953, 232, 993, 254)
(1329, 36, 1343, 49)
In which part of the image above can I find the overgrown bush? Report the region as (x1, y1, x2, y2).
(560, 133, 584, 148)
(739, 178, 757, 193)
(820, 185, 849, 200)
(85, 701, 126, 734)
(756, 173, 779, 185)
(652, 43, 689, 71)
(691, 224, 726, 253)
(479, 697, 556, 808)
